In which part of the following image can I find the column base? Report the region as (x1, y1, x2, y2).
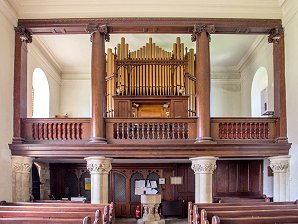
(276, 137, 288, 143)
(137, 219, 165, 224)
(88, 137, 107, 144)
(195, 137, 215, 144)
(12, 137, 25, 144)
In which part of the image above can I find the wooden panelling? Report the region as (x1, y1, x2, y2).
(213, 160, 263, 197)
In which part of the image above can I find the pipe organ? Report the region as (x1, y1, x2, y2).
(106, 37, 196, 118)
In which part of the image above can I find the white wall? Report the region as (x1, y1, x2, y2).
(60, 74, 91, 117)
(0, 4, 17, 201)
(211, 78, 242, 117)
(282, 0, 298, 200)
(27, 38, 61, 118)
(240, 36, 274, 117)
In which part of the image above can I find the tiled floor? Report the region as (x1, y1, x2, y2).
(116, 218, 187, 224)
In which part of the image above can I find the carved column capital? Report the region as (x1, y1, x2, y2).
(191, 24, 215, 42)
(190, 156, 218, 174)
(85, 156, 112, 174)
(86, 24, 110, 42)
(268, 27, 284, 44)
(269, 155, 290, 173)
(11, 156, 33, 173)
(14, 26, 32, 43)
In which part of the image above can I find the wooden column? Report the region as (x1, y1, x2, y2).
(87, 25, 109, 143)
(13, 26, 32, 144)
(269, 28, 288, 143)
(192, 25, 215, 143)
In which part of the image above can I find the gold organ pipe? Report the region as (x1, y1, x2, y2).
(117, 43, 121, 94)
(176, 37, 181, 95)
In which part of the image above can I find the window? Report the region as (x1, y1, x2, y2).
(32, 68, 50, 118)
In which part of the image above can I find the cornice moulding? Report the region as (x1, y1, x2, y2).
(280, 0, 298, 26)
(0, 0, 18, 26)
(14, 1, 282, 19)
(34, 36, 63, 73)
(236, 35, 265, 72)
(28, 42, 62, 85)
(61, 73, 91, 80)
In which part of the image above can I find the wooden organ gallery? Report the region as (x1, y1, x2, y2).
(10, 18, 291, 218)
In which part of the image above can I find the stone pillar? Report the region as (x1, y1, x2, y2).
(13, 26, 32, 144)
(190, 156, 218, 203)
(86, 24, 110, 144)
(269, 155, 290, 202)
(34, 162, 51, 200)
(85, 156, 112, 204)
(192, 25, 215, 143)
(11, 156, 33, 202)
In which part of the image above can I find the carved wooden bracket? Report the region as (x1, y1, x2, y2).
(86, 24, 110, 42)
(14, 26, 32, 43)
(268, 27, 284, 44)
(191, 24, 215, 42)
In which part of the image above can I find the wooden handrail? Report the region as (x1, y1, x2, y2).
(211, 117, 278, 141)
(21, 118, 91, 143)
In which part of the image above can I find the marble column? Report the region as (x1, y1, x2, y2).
(86, 24, 110, 144)
(192, 25, 215, 143)
(11, 156, 33, 202)
(269, 155, 290, 202)
(85, 156, 112, 204)
(190, 156, 218, 203)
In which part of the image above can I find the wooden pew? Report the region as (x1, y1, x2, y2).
(188, 200, 298, 224)
(0, 201, 114, 224)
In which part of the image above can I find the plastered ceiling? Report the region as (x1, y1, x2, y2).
(7, 0, 284, 76)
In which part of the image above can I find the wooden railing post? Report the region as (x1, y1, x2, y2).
(13, 26, 32, 144)
(269, 28, 288, 143)
(192, 25, 215, 143)
(86, 24, 110, 143)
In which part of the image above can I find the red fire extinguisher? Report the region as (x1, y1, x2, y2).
(135, 205, 141, 219)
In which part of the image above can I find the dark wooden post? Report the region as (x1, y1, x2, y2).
(13, 26, 32, 144)
(192, 25, 215, 143)
(268, 28, 288, 143)
(86, 24, 109, 143)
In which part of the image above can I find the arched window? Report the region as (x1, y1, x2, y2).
(32, 68, 50, 118)
(251, 67, 268, 117)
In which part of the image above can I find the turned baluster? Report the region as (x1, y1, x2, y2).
(182, 123, 186, 139)
(121, 122, 125, 139)
(116, 123, 120, 139)
(142, 123, 145, 139)
(136, 123, 140, 139)
(127, 122, 130, 139)
(152, 123, 156, 139)
(166, 123, 170, 139)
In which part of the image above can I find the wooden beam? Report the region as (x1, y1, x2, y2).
(17, 18, 282, 35)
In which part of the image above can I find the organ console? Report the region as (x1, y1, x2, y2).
(106, 37, 196, 118)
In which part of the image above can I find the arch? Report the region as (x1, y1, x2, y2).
(32, 68, 50, 118)
(130, 172, 144, 203)
(251, 67, 269, 117)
